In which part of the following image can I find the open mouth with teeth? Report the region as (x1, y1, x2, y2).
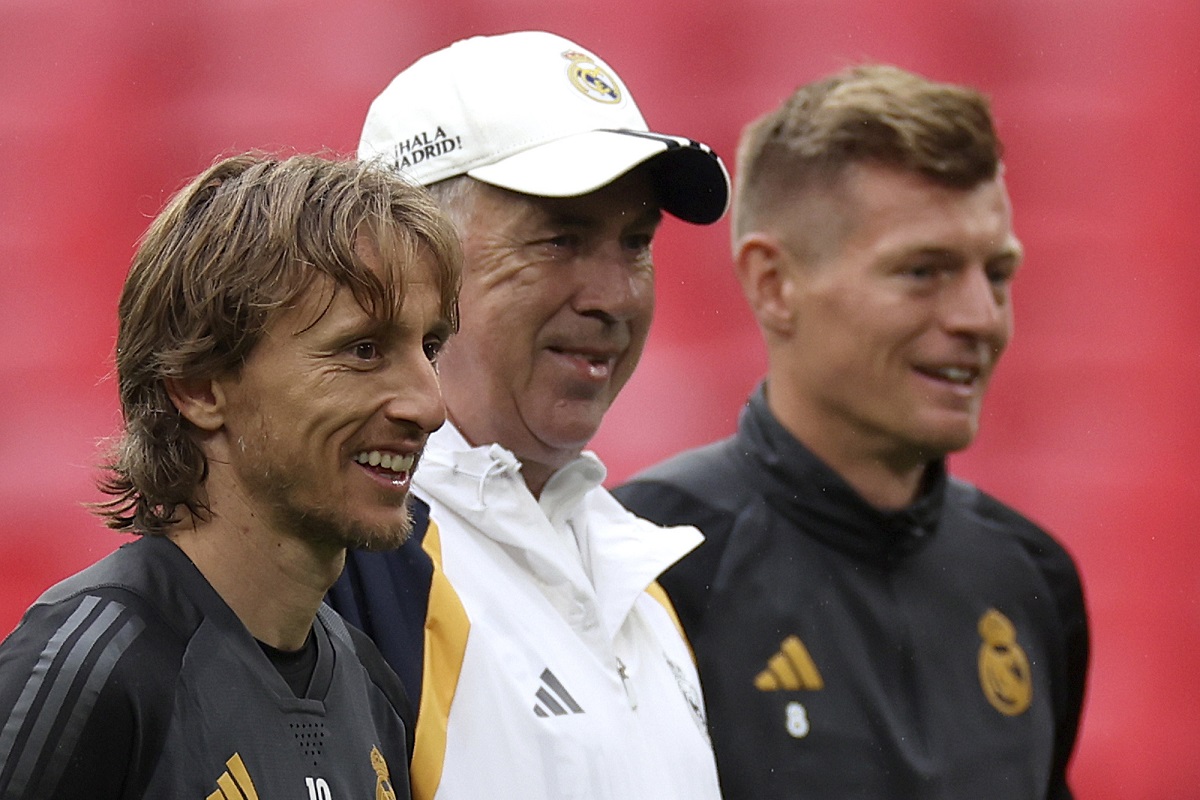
(549, 348, 615, 380)
(918, 365, 980, 386)
(353, 450, 415, 481)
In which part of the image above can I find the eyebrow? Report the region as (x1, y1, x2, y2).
(635, 207, 665, 228)
(887, 240, 1023, 264)
(995, 240, 1024, 262)
(426, 316, 455, 341)
(541, 205, 663, 230)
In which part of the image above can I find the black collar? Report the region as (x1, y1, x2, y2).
(739, 383, 948, 564)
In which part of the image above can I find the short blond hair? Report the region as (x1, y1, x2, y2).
(734, 64, 1001, 242)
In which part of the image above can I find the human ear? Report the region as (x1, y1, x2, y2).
(734, 232, 796, 337)
(164, 376, 227, 432)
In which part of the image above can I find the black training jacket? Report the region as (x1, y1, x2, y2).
(0, 536, 413, 799)
(613, 384, 1089, 800)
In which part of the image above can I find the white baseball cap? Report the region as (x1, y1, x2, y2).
(359, 31, 730, 225)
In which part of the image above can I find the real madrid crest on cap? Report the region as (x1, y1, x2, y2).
(977, 608, 1033, 716)
(562, 50, 622, 104)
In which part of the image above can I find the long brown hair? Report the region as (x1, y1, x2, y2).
(95, 152, 462, 534)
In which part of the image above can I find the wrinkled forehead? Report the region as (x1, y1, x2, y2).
(844, 166, 1020, 253)
(773, 163, 1019, 266)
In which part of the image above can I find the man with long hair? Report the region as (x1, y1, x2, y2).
(0, 152, 461, 799)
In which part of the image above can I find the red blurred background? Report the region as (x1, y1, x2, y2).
(2, 1, 1197, 795)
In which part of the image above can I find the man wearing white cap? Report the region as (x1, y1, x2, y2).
(327, 31, 729, 800)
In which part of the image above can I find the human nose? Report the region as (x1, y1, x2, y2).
(382, 354, 446, 434)
(941, 265, 1009, 341)
(573, 246, 653, 323)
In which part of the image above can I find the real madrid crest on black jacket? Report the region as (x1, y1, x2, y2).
(0, 535, 413, 799)
(613, 384, 1089, 800)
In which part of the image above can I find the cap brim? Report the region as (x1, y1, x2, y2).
(467, 129, 730, 225)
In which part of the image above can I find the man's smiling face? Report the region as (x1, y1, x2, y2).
(436, 169, 661, 488)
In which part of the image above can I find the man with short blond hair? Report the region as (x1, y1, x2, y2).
(616, 65, 1090, 799)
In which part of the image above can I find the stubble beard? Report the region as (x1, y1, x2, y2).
(271, 492, 414, 553)
(234, 433, 414, 554)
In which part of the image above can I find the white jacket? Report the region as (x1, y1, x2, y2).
(412, 423, 723, 800)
